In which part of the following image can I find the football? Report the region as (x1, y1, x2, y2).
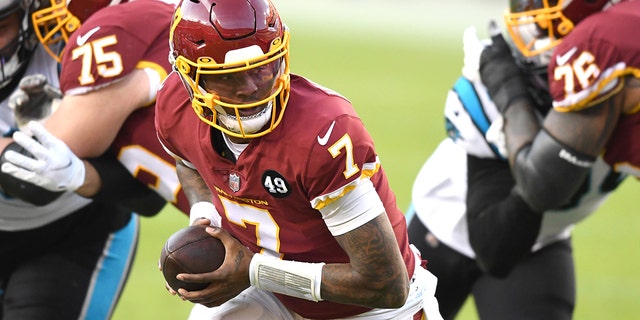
(160, 225, 226, 292)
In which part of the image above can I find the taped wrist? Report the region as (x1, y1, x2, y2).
(88, 154, 166, 216)
(189, 201, 221, 227)
(0, 142, 63, 205)
(249, 253, 324, 302)
(513, 129, 593, 212)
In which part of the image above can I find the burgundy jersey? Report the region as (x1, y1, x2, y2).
(59, 0, 189, 213)
(547, 1, 640, 176)
(156, 73, 416, 318)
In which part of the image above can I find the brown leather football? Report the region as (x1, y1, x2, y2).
(160, 225, 225, 291)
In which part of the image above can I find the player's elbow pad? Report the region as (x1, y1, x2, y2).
(0, 142, 64, 205)
(512, 130, 593, 212)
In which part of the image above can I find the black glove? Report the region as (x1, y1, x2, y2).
(479, 20, 531, 114)
(8, 74, 63, 129)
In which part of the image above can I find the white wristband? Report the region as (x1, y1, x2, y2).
(249, 253, 324, 302)
(189, 201, 222, 227)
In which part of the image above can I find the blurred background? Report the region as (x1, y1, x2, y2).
(113, 1, 640, 318)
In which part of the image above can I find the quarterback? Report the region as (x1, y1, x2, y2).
(155, 0, 442, 319)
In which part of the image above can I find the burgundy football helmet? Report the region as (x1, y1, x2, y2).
(31, 0, 129, 62)
(505, 0, 623, 58)
(170, 0, 290, 139)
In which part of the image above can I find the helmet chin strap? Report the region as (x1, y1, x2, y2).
(216, 101, 273, 136)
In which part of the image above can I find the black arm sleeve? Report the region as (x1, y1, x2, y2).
(88, 153, 167, 217)
(466, 154, 542, 278)
(0, 142, 64, 205)
(512, 129, 593, 212)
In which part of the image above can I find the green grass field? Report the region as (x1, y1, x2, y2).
(113, 2, 640, 318)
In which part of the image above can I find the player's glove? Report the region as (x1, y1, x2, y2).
(8, 74, 63, 129)
(461, 26, 489, 82)
(1, 121, 85, 192)
(479, 20, 531, 114)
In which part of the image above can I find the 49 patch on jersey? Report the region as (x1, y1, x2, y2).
(262, 170, 290, 198)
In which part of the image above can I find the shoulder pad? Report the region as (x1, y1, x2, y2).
(444, 76, 504, 159)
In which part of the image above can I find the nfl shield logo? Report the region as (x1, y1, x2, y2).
(229, 173, 240, 192)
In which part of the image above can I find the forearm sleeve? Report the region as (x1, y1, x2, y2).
(466, 154, 542, 278)
(88, 154, 167, 217)
(512, 129, 593, 212)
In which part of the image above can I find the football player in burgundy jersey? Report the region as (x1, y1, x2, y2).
(0, 0, 190, 319)
(154, 0, 442, 319)
(454, 0, 639, 317)
(3, 0, 190, 215)
(405, 1, 627, 317)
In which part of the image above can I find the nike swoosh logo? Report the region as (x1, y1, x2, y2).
(556, 46, 578, 66)
(76, 27, 101, 46)
(317, 120, 336, 146)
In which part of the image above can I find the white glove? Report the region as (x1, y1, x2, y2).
(8, 74, 63, 129)
(1, 121, 86, 192)
(461, 26, 491, 82)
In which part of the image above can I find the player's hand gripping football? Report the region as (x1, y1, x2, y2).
(1, 121, 86, 192)
(479, 20, 531, 114)
(176, 220, 255, 308)
(8, 74, 63, 129)
(159, 217, 219, 297)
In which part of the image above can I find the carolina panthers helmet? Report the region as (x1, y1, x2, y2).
(170, 0, 290, 139)
(31, 0, 129, 62)
(0, 0, 41, 90)
(505, 0, 622, 59)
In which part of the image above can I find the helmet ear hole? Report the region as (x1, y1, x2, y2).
(176, 59, 191, 75)
(556, 19, 574, 36)
(64, 16, 80, 33)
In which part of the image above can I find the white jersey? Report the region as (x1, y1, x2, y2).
(412, 51, 622, 257)
(0, 45, 92, 231)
